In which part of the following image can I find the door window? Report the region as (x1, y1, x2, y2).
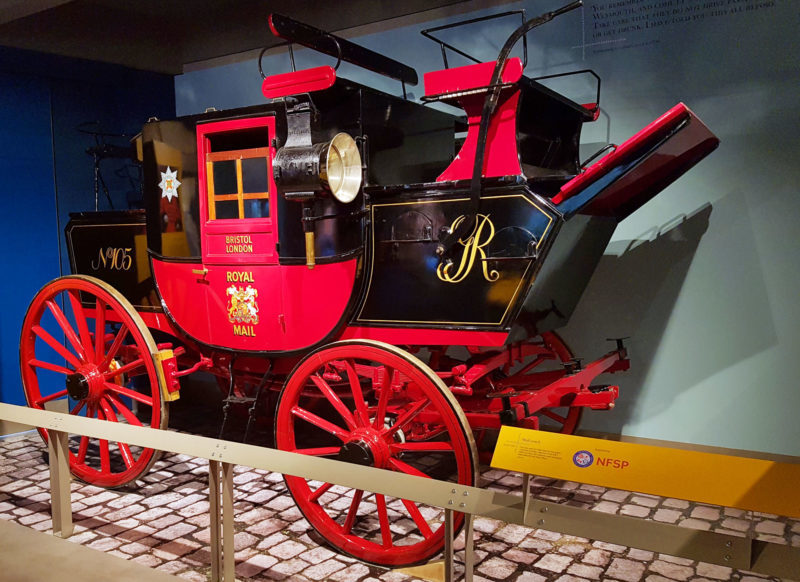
(207, 148, 271, 220)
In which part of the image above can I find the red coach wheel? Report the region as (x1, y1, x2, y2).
(275, 340, 478, 567)
(19, 275, 167, 487)
(537, 331, 583, 434)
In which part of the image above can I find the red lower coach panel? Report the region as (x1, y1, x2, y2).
(152, 257, 359, 352)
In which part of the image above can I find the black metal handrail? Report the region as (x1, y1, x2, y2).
(421, 10, 529, 70)
(259, 35, 342, 80)
(532, 68, 601, 115)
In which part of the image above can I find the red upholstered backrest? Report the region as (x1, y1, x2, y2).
(424, 58, 523, 98)
(262, 66, 336, 100)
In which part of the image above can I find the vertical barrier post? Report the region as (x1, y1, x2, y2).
(221, 462, 235, 581)
(209, 460, 222, 582)
(444, 508, 454, 582)
(209, 460, 236, 581)
(47, 429, 73, 538)
(522, 474, 533, 515)
(463, 513, 474, 582)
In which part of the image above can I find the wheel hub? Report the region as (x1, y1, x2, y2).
(338, 440, 375, 467)
(66, 365, 107, 403)
(343, 426, 392, 468)
(65, 372, 89, 400)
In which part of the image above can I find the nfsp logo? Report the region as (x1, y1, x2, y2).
(596, 457, 630, 470)
(573, 450, 594, 468)
(573, 450, 630, 470)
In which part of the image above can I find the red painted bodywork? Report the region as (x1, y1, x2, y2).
(262, 66, 337, 100)
(340, 326, 508, 347)
(144, 73, 713, 390)
(553, 103, 720, 216)
(581, 102, 600, 121)
(151, 112, 363, 353)
(279, 260, 358, 349)
(424, 58, 523, 97)
(151, 259, 212, 341)
(138, 310, 183, 337)
(153, 257, 359, 352)
(424, 58, 524, 181)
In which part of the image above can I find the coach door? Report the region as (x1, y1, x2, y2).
(198, 116, 283, 350)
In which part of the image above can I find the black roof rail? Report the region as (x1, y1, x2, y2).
(268, 13, 418, 87)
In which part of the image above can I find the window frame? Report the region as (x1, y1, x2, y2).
(197, 115, 278, 265)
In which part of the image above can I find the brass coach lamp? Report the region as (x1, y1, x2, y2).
(273, 132, 362, 268)
(273, 132, 362, 203)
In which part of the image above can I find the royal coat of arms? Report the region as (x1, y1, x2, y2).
(226, 285, 259, 325)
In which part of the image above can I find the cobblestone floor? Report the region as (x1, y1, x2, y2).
(0, 431, 797, 582)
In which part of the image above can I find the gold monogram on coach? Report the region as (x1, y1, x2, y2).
(436, 214, 499, 284)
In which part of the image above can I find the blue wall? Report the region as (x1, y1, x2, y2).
(0, 47, 174, 406)
(0, 71, 58, 407)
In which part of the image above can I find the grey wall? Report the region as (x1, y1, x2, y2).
(175, 0, 800, 456)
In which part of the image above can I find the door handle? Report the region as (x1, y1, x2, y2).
(192, 268, 209, 280)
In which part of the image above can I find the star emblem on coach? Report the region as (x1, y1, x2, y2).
(158, 166, 181, 202)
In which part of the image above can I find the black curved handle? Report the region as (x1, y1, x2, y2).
(436, 1, 583, 257)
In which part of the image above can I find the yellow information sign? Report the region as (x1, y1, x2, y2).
(491, 426, 800, 518)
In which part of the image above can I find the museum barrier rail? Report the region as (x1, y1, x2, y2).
(0, 402, 798, 582)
